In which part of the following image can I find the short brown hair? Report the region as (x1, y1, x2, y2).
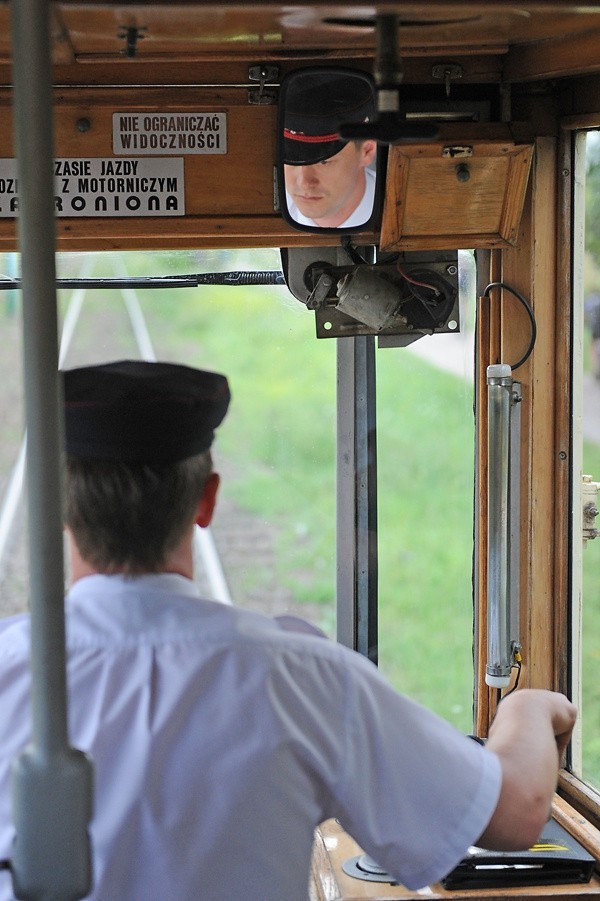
(65, 451, 213, 575)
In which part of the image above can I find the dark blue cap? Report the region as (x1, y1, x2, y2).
(283, 72, 375, 165)
(63, 360, 230, 463)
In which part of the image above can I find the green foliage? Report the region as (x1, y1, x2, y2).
(139, 275, 475, 731)
(374, 352, 475, 726)
(585, 133, 600, 266)
(143, 277, 339, 614)
(582, 440, 600, 787)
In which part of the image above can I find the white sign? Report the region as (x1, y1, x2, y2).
(113, 112, 227, 155)
(0, 157, 185, 217)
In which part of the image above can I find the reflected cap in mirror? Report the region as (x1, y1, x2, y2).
(62, 359, 231, 463)
(283, 72, 375, 166)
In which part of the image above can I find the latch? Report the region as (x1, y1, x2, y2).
(117, 25, 147, 58)
(582, 474, 600, 543)
(442, 145, 473, 159)
(248, 65, 279, 105)
(432, 63, 463, 98)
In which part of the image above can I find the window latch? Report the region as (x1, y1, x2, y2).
(582, 474, 600, 543)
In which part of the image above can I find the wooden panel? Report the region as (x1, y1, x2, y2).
(0, 215, 378, 253)
(561, 773, 600, 836)
(56, 6, 294, 57)
(2, 3, 600, 87)
(553, 128, 576, 698)
(380, 125, 533, 252)
(0, 85, 377, 250)
(474, 249, 504, 736)
(498, 137, 558, 693)
(49, 88, 277, 216)
(47, 5, 600, 63)
(504, 28, 600, 83)
(473, 142, 559, 728)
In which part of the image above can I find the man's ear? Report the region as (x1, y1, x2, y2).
(360, 139, 377, 167)
(195, 472, 220, 528)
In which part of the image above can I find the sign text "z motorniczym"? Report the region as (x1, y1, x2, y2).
(0, 157, 185, 217)
(113, 112, 227, 155)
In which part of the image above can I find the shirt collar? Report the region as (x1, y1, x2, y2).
(67, 572, 201, 604)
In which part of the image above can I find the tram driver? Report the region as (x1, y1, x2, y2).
(283, 73, 377, 229)
(0, 360, 576, 900)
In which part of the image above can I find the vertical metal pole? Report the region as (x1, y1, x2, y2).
(9, 0, 92, 897)
(336, 335, 378, 663)
(11, 0, 66, 758)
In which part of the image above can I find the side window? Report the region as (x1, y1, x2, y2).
(377, 250, 477, 732)
(572, 130, 600, 788)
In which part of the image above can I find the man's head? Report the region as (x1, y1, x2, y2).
(283, 72, 376, 227)
(62, 360, 230, 576)
(284, 140, 376, 227)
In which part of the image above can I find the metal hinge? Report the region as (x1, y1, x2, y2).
(248, 65, 279, 105)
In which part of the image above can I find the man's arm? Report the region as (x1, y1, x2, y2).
(477, 689, 577, 850)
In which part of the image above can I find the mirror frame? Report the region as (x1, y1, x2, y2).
(277, 67, 382, 235)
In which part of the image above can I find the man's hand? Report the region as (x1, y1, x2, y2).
(476, 689, 577, 851)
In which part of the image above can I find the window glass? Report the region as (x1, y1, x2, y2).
(1, 246, 478, 734)
(0, 249, 336, 633)
(377, 250, 476, 732)
(0, 252, 25, 617)
(580, 131, 600, 787)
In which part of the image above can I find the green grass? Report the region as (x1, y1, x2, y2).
(374, 352, 475, 724)
(143, 280, 339, 606)
(582, 439, 600, 786)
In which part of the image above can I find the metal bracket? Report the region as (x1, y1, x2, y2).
(582, 474, 600, 543)
(432, 63, 464, 98)
(248, 64, 279, 105)
(118, 25, 147, 58)
(442, 145, 473, 159)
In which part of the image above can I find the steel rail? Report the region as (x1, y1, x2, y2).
(113, 259, 233, 605)
(0, 261, 233, 605)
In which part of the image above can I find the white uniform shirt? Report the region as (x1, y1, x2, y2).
(287, 166, 376, 229)
(0, 574, 501, 900)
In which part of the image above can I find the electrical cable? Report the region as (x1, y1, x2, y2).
(483, 281, 537, 371)
(340, 236, 370, 265)
(501, 660, 522, 698)
(396, 262, 439, 295)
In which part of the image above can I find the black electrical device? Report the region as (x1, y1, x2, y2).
(281, 246, 460, 342)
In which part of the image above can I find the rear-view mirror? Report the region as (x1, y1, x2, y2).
(277, 68, 379, 234)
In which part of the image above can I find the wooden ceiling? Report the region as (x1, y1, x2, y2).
(2, 2, 600, 84)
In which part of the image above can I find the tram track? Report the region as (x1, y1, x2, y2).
(0, 274, 322, 625)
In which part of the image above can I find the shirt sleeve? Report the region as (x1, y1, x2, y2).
(333, 646, 502, 891)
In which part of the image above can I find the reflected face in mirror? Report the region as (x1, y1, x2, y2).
(284, 139, 377, 228)
(280, 70, 377, 231)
